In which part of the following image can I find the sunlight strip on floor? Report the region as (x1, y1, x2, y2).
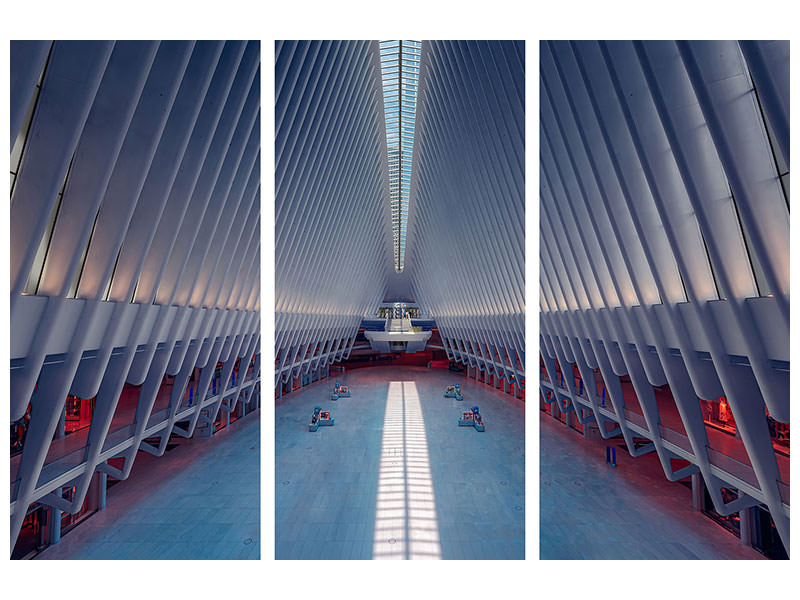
(372, 381, 441, 559)
(403, 381, 441, 559)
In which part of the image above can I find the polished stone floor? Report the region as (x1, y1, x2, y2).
(540, 412, 764, 560)
(36, 410, 260, 560)
(276, 366, 525, 559)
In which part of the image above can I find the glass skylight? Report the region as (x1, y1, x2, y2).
(379, 40, 421, 272)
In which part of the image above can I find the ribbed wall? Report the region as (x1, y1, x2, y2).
(406, 40, 526, 388)
(275, 40, 525, 390)
(9, 41, 261, 552)
(539, 40, 789, 552)
(275, 41, 393, 385)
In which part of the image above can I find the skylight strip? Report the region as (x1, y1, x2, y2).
(380, 39, 420, 271)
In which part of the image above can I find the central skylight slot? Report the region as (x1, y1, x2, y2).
(379, 40, 421, 272)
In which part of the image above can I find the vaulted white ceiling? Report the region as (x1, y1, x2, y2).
(275, 40, 525, 387)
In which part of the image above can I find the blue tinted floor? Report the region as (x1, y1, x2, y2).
(36, 411, 260, 560)
(540, 412, 764, 560)
(276, 366, 525, 559)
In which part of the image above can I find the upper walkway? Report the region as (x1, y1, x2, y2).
(36, 410, 259, 560)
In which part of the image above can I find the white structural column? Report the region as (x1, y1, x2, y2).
(406, 41, 525, 392)
(539, 40, 789, 555)
(275, 40, 393, 390)
(9, 40, 261, 553)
